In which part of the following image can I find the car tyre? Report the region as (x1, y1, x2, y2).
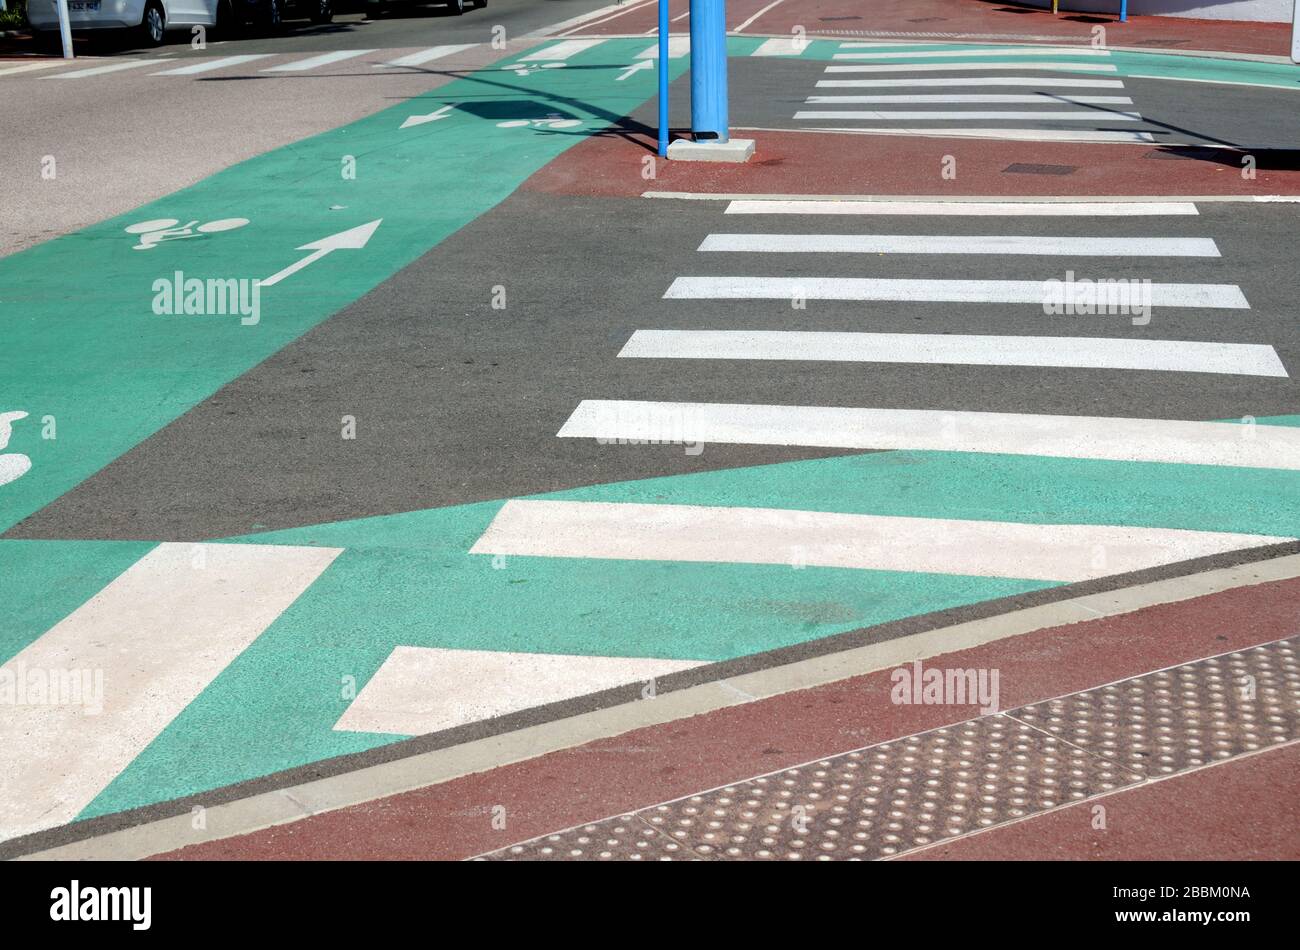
(446, 0, 465, 15)
(262, 0, 283, 31)
(309, 0, 333, 23)
(139, 0, 166, 46)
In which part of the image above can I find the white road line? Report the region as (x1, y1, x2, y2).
(805, 94, 1133, 104)
(723, 199, 1199, 216)
(334, 646, 705, 736)
(798, 127, 1158, 143)
(152, 54, 274, 76)
(825, 63, 1119, 73)
(637, 36, 691, 58)
(520, 38, 607, 61)
(261, 49, 377, 72)
(832, 48, 1111, 59)
(0, 542, 343, 842)
(752, 37, 809, 56)
(378, 44, 478, 68)
(0, 60, 75, 78)
(663, 276, 1247, 309)
(557, 400, 1300, 470)
(47, 59, 173, 79)
(618, 330, 1287, 377)
(817, 77, 1126, 88)
(469, 499, 1289, 583)
(733, 0, 789, 33)
(794, 109, 1144, 121)
(697, 233, 1219, 256)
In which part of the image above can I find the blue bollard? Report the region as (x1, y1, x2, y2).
(658, 0, 669, 156)
(689, 0, 730, 143)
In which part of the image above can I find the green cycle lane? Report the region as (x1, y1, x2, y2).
(0, 37, 690, 537)
(9, 421, 1291, 823)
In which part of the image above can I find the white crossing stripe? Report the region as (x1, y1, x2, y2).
(663, 276, 1248, 309)
(825, 63, 1119, 73)
(0, 60, 74, 77)
(697, 233, 1219, 256)
(805, 94, 1133, 104)
(618, 330, 1287, 377)
(379, 44, 477, 68)
(0, 542, 343, 842)
(637, 36, 691, 58)
(262, 49, 377, 72)
(152, 54, 274, 76)
(832, 48, 1111, 59)
(520, 38, 607, 61)
(557, 400, 1300, 470)
(47, 59, 173, 79)
(808, 128, 1158, 143)
(335, 646, 705, 736)
(469, 499, 1290, 583)
(795, 110, 1144, 121)
(752, 37, 810, 56)
(817, 77, 1126, 88)
(723, 200, 1199, 216)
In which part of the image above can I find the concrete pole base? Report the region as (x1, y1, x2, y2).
(666, 138, 756, 163)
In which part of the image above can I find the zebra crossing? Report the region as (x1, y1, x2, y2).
(470, 197, 1297, 583)
(0, 43, 486, 81)
(793, 41, 1168, 145)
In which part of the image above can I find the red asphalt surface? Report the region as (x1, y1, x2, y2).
(573, 0, 1293, 58)
(523, 128, 1300, 197)
(156, 575, 1300, 860)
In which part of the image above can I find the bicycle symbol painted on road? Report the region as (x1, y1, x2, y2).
(0, 411, 31, 489)
(124, 217, 250, 251)
(510, 62, 566, 77)
(496, 116, 583, 130)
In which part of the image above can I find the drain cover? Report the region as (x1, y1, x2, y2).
(1003, 163, 1077, 175)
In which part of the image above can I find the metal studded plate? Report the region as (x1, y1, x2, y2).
(473, 817, 701, 861)
(473, 638, 1300, 861)
(1009, 640, 1300, 777)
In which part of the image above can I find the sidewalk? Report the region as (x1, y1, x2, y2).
(573, 0, 1295, 60)
(149, 563, 1300, 860)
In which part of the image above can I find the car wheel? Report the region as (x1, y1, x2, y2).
(262, 0, 283, 30)
(215, 0, 242, 36)
(310, 0, 333, 23)
(446, 0, 465, 15)
(139, 0, 166, 45)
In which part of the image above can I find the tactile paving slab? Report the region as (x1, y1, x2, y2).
(473, 637, 1300, 861)
(1009, 639, 1299, 777)
(473, 816, 704, 861)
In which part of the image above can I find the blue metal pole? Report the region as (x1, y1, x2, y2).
(657, 0, 669, 156)
(689, 0, 729, 142)
(1119, 0, 1127, 22)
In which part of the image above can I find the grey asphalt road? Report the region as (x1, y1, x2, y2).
(10, 191, 1298, 541)
(15, 0, 618, 57)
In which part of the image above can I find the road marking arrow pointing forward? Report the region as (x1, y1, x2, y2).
(400, 104, 457, 129)
(617, 61, 654, 81)
(261, 219, 383, 288)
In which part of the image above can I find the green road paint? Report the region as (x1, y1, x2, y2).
(82, 419, 1300, 820)
(0, 539, 157, 661)
(0, 39, 688, 536)
(757, 38, 1300, 89)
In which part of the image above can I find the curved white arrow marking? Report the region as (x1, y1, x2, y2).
(401, 104, 456, 129)
(261, 219, 383, 288)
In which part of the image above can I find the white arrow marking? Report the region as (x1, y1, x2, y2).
(617, 60, 654, 81)
(400, 104, 457, 129)
(261, 219, 383, 288)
